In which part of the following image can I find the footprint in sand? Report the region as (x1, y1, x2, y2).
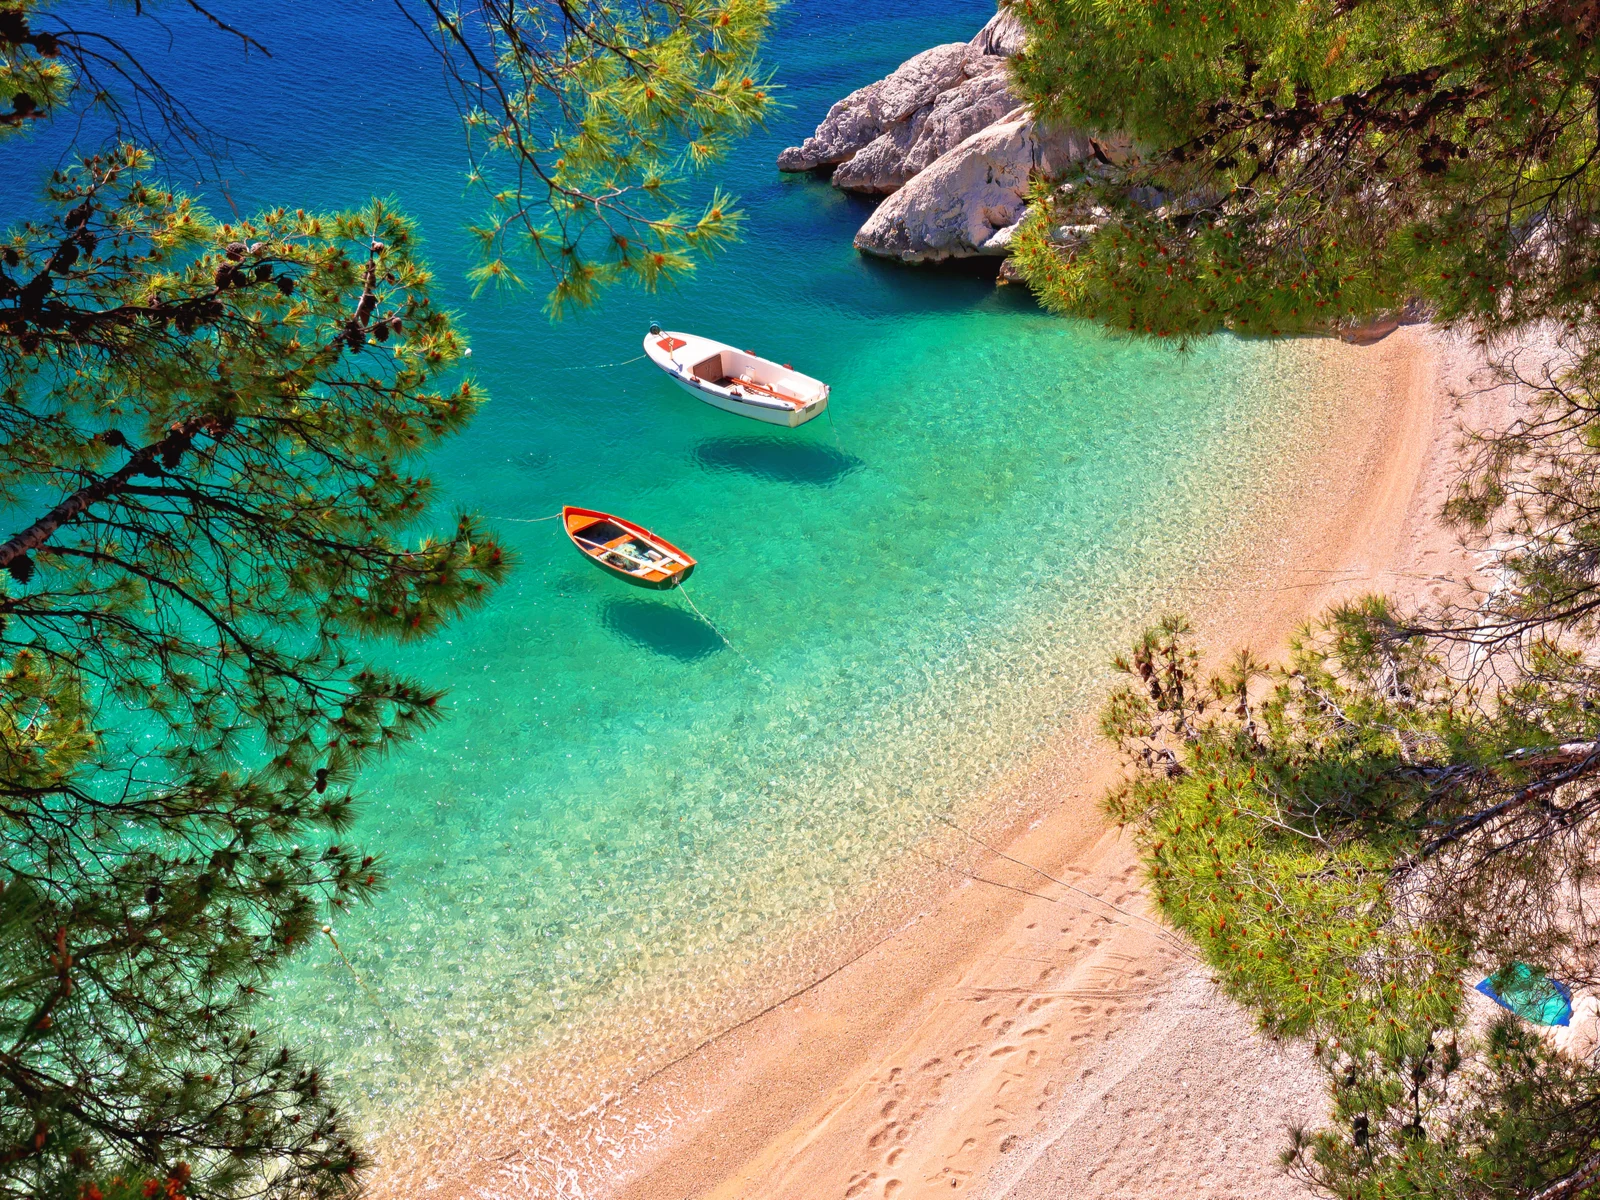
(1021, 1025, 1050, 1038)
(883, 1181, 903, 1198)
(844, 1172, 878, 1199)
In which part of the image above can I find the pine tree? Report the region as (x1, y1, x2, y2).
(0, 1, 774, 1197)
(1103, 612, 1600, 1198)
(1007, 5, 1600, 1193)
(1008, 0, 1600, 340)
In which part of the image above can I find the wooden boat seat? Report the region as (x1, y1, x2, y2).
(572, 525, 682, 578)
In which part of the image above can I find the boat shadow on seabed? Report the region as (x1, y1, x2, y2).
(691, 435, 861, 487)
(601, 598, 725, 662)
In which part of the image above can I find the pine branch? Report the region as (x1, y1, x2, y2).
(0, 416, 222, 573)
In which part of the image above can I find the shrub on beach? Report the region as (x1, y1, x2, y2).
(1104, 605, 1600, 1198)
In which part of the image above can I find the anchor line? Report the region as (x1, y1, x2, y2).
(920, 808, 1191, 952)
(323, 925, 404, 1041)
(547, 353, 647, 372)
(676, 585, 770, 682)
(824, 403, 846, 457)
(497, 513, 563, 523)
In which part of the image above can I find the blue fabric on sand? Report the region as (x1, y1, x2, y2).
(1476, 963, 1573, 1027)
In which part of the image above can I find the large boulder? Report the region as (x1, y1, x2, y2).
(776, 4, 1028, 187)
(969, 5, 1026, 56)
(853, 109, 1097, 263)
(832, 60, 1018, 193)
(775, 42, 978, 173)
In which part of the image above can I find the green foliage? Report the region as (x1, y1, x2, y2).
(1287, 1018, 1600, 1199)
(0, 0, 778, 1191)
(424, 0, 779, 313)
(1104, 615, 1469, 1048)
(0, 144, 509, 1199)
(1009, 0, 1600, 339)
(1103, 607, 1600, 1197)
(0, 2, 68, 138)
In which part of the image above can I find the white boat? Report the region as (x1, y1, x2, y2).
(642, 325, 830, 428)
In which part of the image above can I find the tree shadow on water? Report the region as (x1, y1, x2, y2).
(692, 436, 861, 487)
(601, 598, 723, 662)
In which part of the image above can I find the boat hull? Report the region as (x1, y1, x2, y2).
(562, 506, 696, 590)
(665, 372, 819, 428)
(643, 330, 830, 428)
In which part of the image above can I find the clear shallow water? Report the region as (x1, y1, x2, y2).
(4, 0, 1329, 1135)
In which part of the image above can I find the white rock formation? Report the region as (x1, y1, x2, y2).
(777, 4, 1082, 265)
(776, 5, 1029, 191)
(832, 62, 1018, 193)
(775, 41, 980, 174)
(970, 5, 1027, 56)
(853, 109, 1094, 263)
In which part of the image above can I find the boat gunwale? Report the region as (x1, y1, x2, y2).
(642, 330, 830, 422)
(561, 505, 697, 589)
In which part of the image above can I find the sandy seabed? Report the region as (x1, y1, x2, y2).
(366, 325, 1518, 1200)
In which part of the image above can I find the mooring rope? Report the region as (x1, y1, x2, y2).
(824, 403, 846, 457)
(677, 584, 771, 682)
(911, 847, 1201, 963)
(323, 925, 405, 1041)
(547, 352, 647, 372)
(497, 512, 563, 524)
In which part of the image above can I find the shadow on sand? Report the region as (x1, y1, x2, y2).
(692, 435, 861, 487)
(601, 598, 723, 662)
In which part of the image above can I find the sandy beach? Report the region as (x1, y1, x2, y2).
(583, 325, 1510, 1200)
(359, 323, 1514, 1200)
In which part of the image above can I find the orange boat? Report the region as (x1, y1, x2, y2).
(562, 506, 696, 591)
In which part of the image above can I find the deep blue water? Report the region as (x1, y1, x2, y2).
(2, 0, 1327, 1137)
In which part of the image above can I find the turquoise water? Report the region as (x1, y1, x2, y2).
(3, 0, 1332, 1145)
